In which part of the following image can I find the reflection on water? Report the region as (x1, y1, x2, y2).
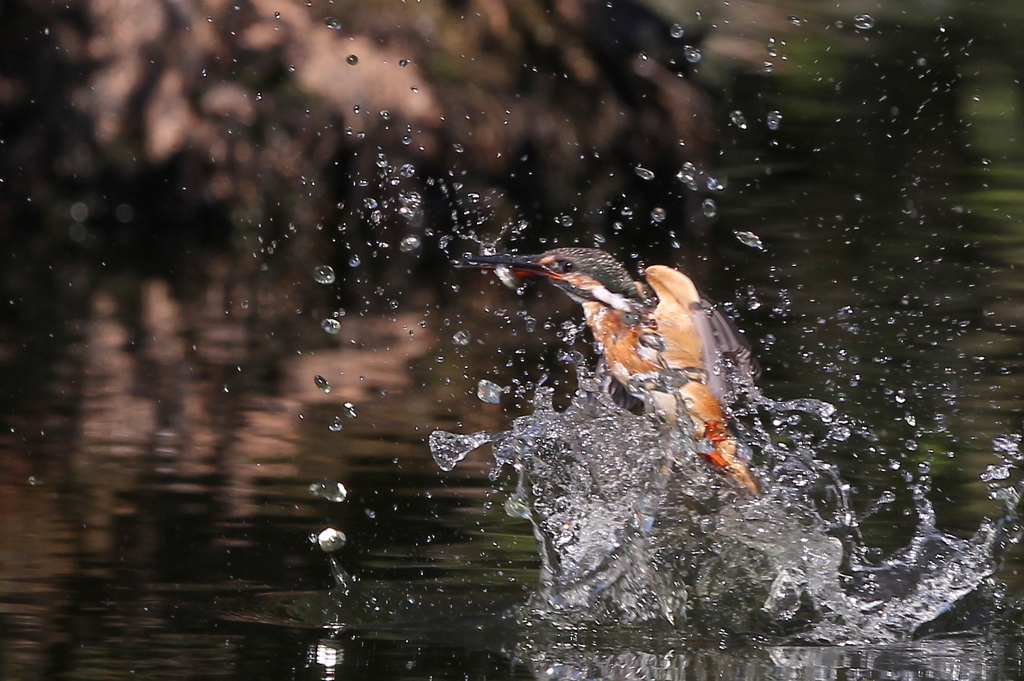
(2, 244, 1023, 680)
(10, 255, 1022, 679)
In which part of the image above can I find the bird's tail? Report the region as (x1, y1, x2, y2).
(702, 421, 762, 496)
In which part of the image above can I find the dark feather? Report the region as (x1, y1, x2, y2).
(596, 356, 645, 412)
(692, 300, 761, 403)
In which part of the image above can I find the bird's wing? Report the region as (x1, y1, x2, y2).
(643, 265, 705, 365)
(693, 299, 761, 400)
(595, 355, 645, 412)
(643, 265, 759, 404)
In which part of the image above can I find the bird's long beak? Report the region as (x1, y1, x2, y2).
(456, 253, 556, 279)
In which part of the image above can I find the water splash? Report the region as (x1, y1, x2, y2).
(430, 368, 1023, 643)
(428, 430, 493, 471)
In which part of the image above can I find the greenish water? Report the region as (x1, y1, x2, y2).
(4, 0, 1024, 678)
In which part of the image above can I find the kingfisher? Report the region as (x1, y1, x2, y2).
(459, 247, 762, 495)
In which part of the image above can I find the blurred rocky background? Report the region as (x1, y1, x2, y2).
(0, 0, 796, 432)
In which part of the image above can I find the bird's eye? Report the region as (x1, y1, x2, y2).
(552, 259, 574, 274)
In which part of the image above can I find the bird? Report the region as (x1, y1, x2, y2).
(458, 247, 762, 495)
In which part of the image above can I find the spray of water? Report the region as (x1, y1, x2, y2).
(429, 365, 1023, 643)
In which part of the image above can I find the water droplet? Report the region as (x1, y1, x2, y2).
(399, 235, 421, 252)
(399, 191, 422, 209)
(650, 207, 666, 223)
(348, 254, 361, 267)
(328, 416, 344, 432)
(763, 61, 774, 73)
(313, 265, 336, 284)
(324, 16, 342, 30)
(343, 402, 357, 418)
(346, 54, 358, 65)
(314, 375, 331, 393)
(787, 15, 801, 25)
(635, 166, 655, 180)
(452, 330, 471, 346)
(670, 23, 685, 39)
(735, 231, 765, 250)
(274, 11, 281, 19)
(684, 47, 702, 63)
(676, 161, 698, 190)
(399, 163, 415, 178)
(452, 143, 464, 153)
(399, 59, 410, 67)
(853, 14, 874, 30)
(309, 479, 348, 502)
(831, 425, 852, 441)
(428, 430, 492, 471)
(477, 379, 505, 404)
(321, 318, 341, 334)
(558, 214, 574, 227)
(706, 176, 727, 192)
(729, 111, 748, 130)
(317, 527, 347, 552)
(981, 464, 1012, 482)
(766, 110, 783, 131)
(994, 434, 1022, 458)
(701, 198, 718, 218)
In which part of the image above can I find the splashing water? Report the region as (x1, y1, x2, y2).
(428, 430, 493, 471)
(429, 367, 1023, 643)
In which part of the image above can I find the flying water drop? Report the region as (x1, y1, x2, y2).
(729, 111, 748, 130)
(477, 379, 506, 404)
(309, 479, 348, 502)
(324, 16, 342, 30)
(321, 318, 341, 335)
(735, 230, 766, 250)
(452, 330, 471, 346)
(676, 161, 698, 190)
(328, 416, 344, 431)
(314, 375, 331, 393)
(853, 14, 875, 30)
(767, 110, 783, 131)
(428, 430, 493, 471)
(399, 235, 421, 252)
(313, 265, 336, 284)
(634, 166, 655, 181)
(701, 198, 718, 218)
(317, 527, 347, 552)
(706, 176, 727, 192)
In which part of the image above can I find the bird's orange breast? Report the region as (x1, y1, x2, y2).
(582, 303, 658, 380)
